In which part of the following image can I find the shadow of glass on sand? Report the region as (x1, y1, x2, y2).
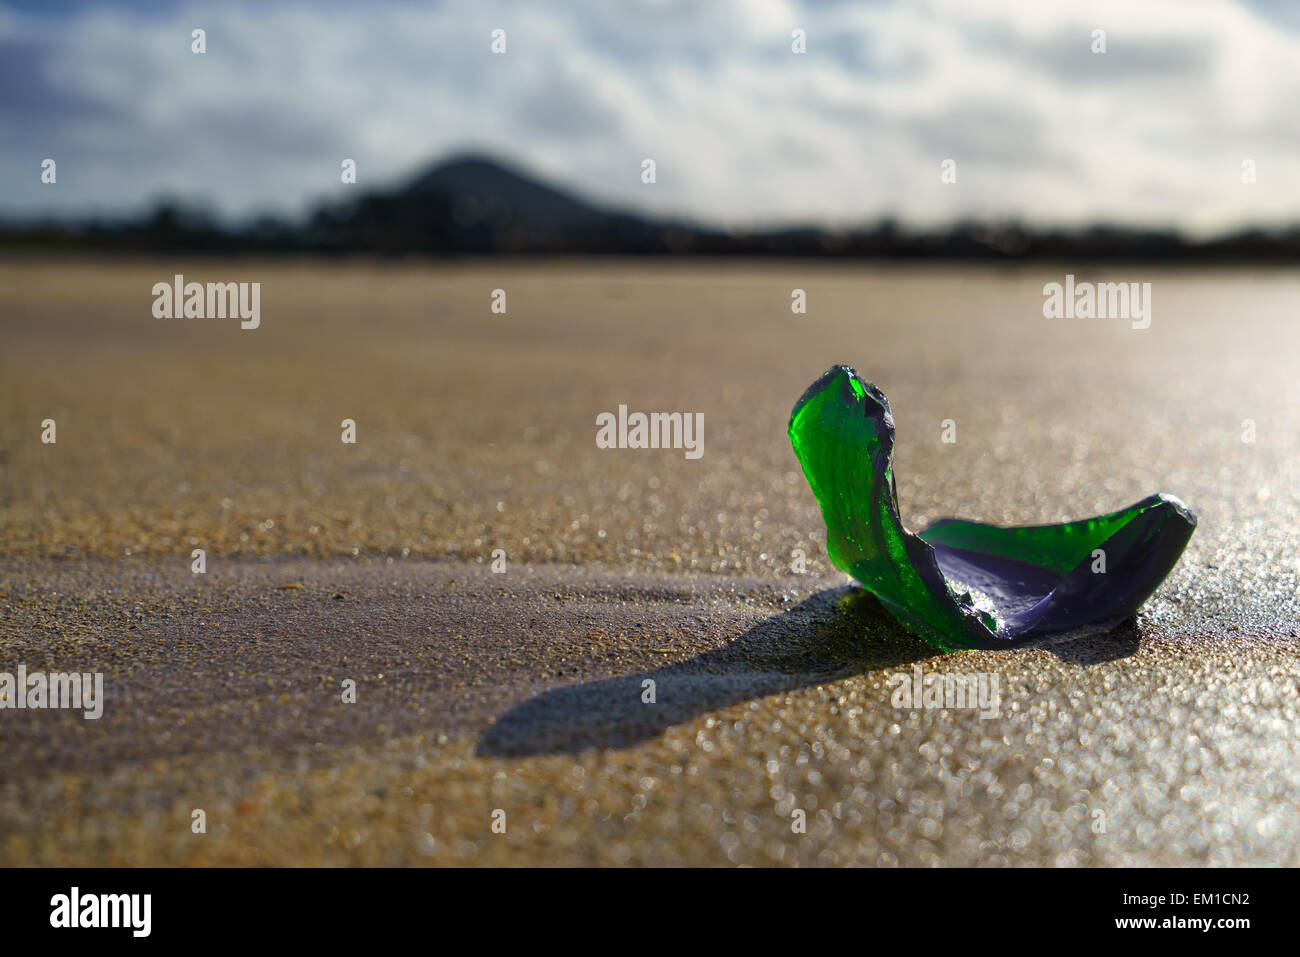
(475, 583, 1147, 758)
(477, 586, 936, 758)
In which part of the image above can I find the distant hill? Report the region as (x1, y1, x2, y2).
(404, 155, 614, 233)
(4, 153, 1300, 261)
(305, 154, 688, 254)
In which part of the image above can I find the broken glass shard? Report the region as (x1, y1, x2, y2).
(788, 365, 1196, 651)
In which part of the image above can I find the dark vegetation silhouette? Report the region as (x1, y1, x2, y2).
(6, 153, 1299, 261)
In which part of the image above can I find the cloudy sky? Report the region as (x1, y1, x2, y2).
(3, 0, 1300, 235)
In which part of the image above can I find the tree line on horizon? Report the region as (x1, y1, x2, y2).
(5, 155, 1298, 261)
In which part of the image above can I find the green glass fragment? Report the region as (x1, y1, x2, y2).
(788, 366, 1197, 651)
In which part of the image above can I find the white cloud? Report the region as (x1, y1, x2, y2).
(2, 0, 1299, 235)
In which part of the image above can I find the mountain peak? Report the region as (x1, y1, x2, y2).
(402, 153, 609, 232)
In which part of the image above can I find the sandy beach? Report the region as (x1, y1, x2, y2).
(2, 258, 1298, 865)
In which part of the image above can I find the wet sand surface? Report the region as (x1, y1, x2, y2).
(1, 258, 1298, 865)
